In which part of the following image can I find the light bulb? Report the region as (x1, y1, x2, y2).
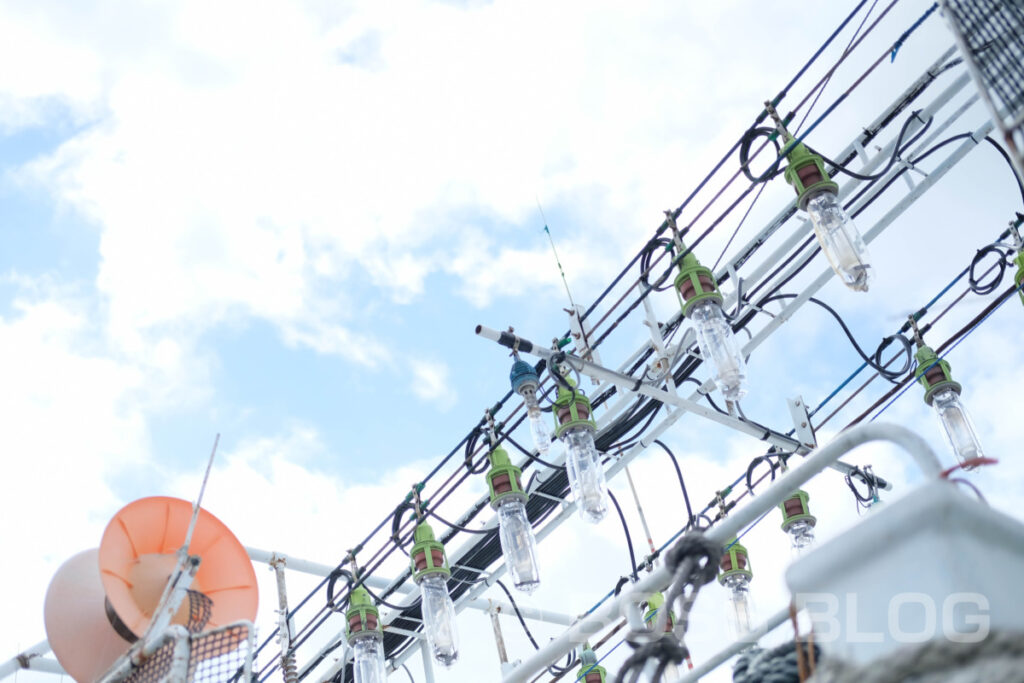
(805, 189, 872, 292)
(689, 299, 747, 400)
(562, 426, 609, 523)
(932, 388, 984, 470)
(419, 573, 458, 666)
(722, 573, 755, 639)
(351, 633, 386, 683)
(786, 519, 816, 556)
(521, 388, 552, 456)
(497, 498, 540, 593)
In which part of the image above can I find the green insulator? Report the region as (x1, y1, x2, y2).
(345, 586, 382, 645)
(779, 489, 817, 532)
(718, 538, 753, 585)
(784, 141, 839, 210)
(409, 521, 451, 583)
(914, 344, 961, 405)
(576, 646, 607, 683)
(551, 380, 596, 438)
(486, 446, 527, 508)
(673, 249, 723, 317)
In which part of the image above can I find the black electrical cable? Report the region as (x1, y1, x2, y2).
(745, 455, 778, 494)
(678, 376, 727, 414)
(606, 490, 639, 580)
(845, 466, 880, 504)
(639, 237, 679, 292)
(326, 569, 354, 613)
(846, 281, 1021, 429)
(739, 127, 784, 183)
(969, 244, 1012, 295)
(493, 579, 540, 649)
(607, 400, 665, 451)
(809, 109, 933, 181)
(758, 293, 913, 381)
(362, 579, 420, 612)
(465, 426, 490, 475)
(546, 651, 580, 677)
(501, 432, 567, 470)
(651, 439, 694, 530)
(401, 663, 415, 683)
(390, 502, 418, 551)
(864, 134, 1024, 213)
(426, 508, 492, 535)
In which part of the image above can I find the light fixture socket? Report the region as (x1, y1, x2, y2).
(784, 142, 839, 211)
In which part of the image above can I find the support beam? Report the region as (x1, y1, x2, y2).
(499, 422, 941, 683)
(0, 641, 55, 680)
(675, 606, 791, 683)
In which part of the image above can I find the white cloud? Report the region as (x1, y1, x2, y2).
(4, 0, 881, 360)
(409, 358, 456, 409)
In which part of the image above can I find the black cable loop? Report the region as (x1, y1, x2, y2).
(390, 501, 417, 550)
(738, 126, 784, 183)
(845, 466, 879, 503)
(638, 237, 679, 292)
(325, 569, 354, 613)
(872, 333, 914, 379)
(464, 426, 489, 474)
(968, 244, 1011, 295)
(745, 455, 778, 494)
(549, 352, 578, 397)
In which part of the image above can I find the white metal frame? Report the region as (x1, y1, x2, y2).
(500, 422, 941, 682)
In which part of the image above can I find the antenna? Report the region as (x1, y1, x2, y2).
(538, 198, 578, 311)
(184, 433, 220, 553)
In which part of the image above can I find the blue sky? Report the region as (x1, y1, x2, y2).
(3, 1, 1024, 682)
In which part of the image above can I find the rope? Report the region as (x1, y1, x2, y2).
(613, 532, 720, 683)
(733, 641, 820, 683)
(655, 532, 721, 635)
(809, 630, 1024, 683)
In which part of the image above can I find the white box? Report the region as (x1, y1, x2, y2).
(786, 480, 1024, 664)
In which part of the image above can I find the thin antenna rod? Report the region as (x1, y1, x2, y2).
(538, 198, 578, 311)
(184, 433, 220, 552)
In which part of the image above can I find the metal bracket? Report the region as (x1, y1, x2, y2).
(641, 296, 677, 393)
(787, 396, 817, 450)
(567, 304, 602, 384)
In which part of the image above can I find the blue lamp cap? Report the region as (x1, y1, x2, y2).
(510, 359, 539, 393)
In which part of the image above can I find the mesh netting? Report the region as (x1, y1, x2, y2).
(186, 590, 213, 634)
(945, 0, 1024, 120)
(118, 622, 253, 683)
(124, 641, 175, 683)
(188, 624, 252, 683)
